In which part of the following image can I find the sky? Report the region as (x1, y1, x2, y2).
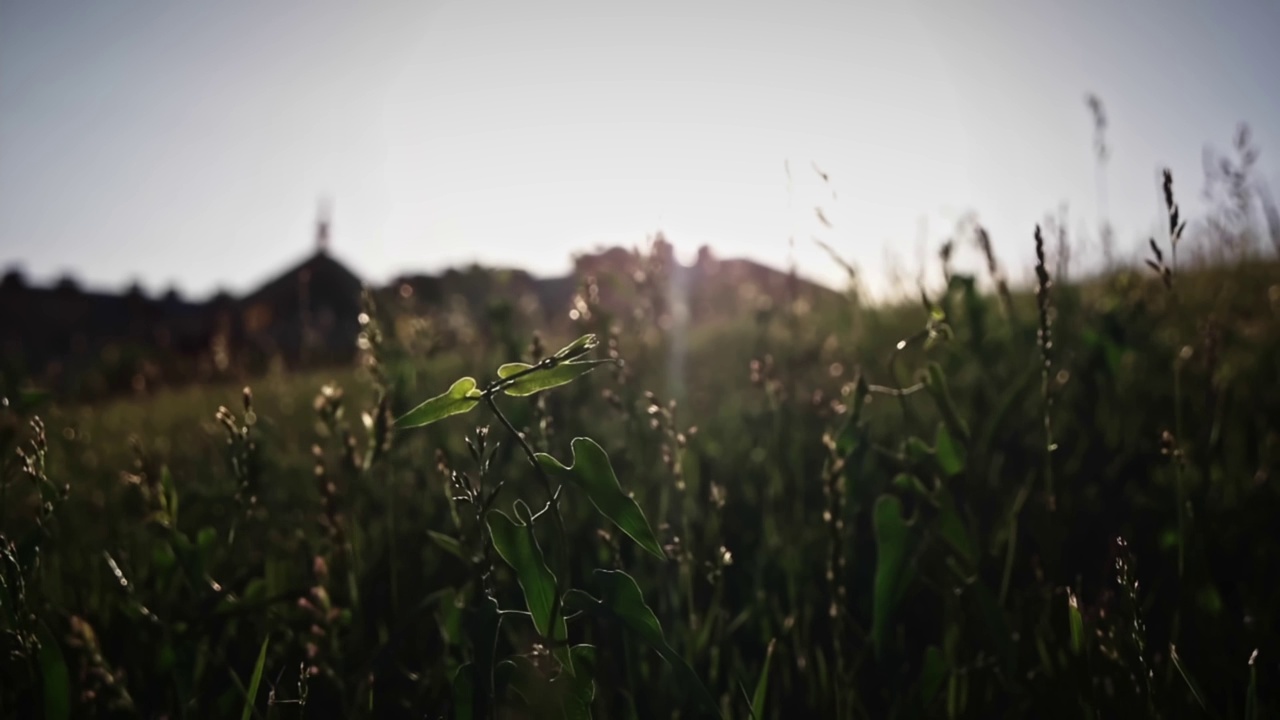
(2, 0, 1278, 300)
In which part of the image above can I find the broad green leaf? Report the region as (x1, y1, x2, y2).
(486, 506, 561, 641)
(394, 377, 481, 429)
(566, 570, 721, 717)
(37, 621, 71, 720)
(552, 333, 599, 360)
(496, 360, 613, 397)
(934, 423, 965, 476)
(751, 638, 776, 719)
(920, 645, 947, 708)
(428, 530, 466, 561)
(536, 438, 665, 559)
(872, 494, 910, 658)
(239, 634, 269, 720)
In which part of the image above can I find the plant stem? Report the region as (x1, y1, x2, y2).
(483, 393, 571, 622)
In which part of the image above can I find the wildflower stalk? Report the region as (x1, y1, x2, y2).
(1000, 225, 1055, 605)
(1034, 225, 1056, 508)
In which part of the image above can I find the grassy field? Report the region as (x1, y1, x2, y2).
(3, 222, 1279, 718)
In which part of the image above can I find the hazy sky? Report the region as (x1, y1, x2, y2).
(2, 0, 1278, 299)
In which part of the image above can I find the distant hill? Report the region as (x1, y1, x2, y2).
(0, 219, 841, 400)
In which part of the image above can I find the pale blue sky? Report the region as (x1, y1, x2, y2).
(2, 0, 1277, 299)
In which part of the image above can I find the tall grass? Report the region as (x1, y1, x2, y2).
(3, 168, 1280, 718)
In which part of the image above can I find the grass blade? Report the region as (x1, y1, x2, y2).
(427, 530, 466, 561)
(1067, 590, 1085, 655)
(239, 634, 270, 720)
(1246, 649, 1259, 720)
(751, 638, 776, 720)
(1170, 644, 1217, 719)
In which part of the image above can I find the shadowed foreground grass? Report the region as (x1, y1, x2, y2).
(3, 240, 1279, 718)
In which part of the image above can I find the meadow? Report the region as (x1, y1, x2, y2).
(3, 171, 1280, 719)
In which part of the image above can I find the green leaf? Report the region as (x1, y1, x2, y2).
(394, 377, 482, 429)
(919, 645, 947, 708)
(751, 638, 776, 719)
(552, 333, 599, 360)
(496, 360, 613, 397)
(536, 438, 665, 560)
(934, 423, 965, 476)
(486, 505, 562, 642)
(872, 494, 911, 658)
(1067, 591, 1085, 655)
(428, 530, 466, 561)
(565, 570, 721, 717)
(37, 621, 71, 720)
(239, 634, 270, 720)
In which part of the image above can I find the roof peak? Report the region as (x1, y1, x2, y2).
(315, 198, 332, 255)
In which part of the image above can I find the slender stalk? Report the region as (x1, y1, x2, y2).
(483, 393, 570, 638)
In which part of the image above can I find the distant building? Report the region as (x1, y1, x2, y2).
(0, 213, 839, 399)
(237, 214, 363, 371)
